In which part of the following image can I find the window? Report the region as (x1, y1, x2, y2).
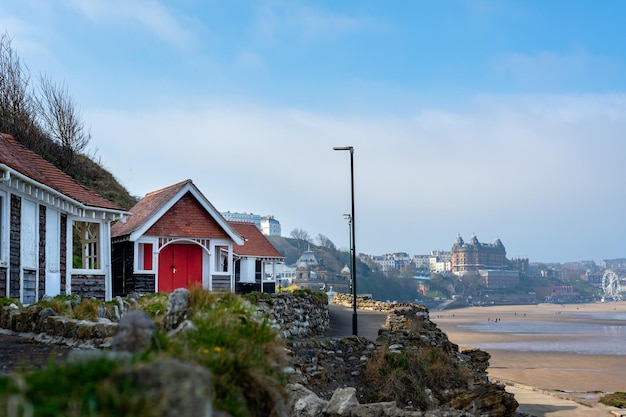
(72, 221, 100, 270)
(216, 247, 229, 272)
(137, 242, 154, 271)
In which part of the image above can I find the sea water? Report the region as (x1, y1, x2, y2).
(458, 317, 626, 355)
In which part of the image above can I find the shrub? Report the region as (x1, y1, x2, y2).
(600, 392, 626, 408)
(0, 297, 19, 308)
(0, 356, 158, 417)
(72, 299, 100, 321)
(136, 292, 170, 322)
(165, 288, 287, 417)
(363, 344, 471, 409)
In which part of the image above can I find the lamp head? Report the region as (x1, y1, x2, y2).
(333, 146, 353, 152)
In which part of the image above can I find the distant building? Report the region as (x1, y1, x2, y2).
(221, 211, 281, 236)
(479, 269, 519, 289)
(600, 259, 626, 271)
(429, 250, 452, 273)
(412, 254, 430, 270)
(371, 252, 411, 272)
(510, 258, 529, 274)
(451, 235, 507, 276)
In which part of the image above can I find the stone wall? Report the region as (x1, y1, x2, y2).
(249, 291, 330, 339)
(0, 291, 329, 346)
(0, 305, 118, 348)
(331, 293, 397, 312)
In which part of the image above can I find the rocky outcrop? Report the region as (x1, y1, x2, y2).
(287, 303, 519, 417)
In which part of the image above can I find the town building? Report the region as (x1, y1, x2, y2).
(371, 252, 412, 272)
(412, 254, 430, 271)
(221, 211, 281, 236)
(429, 250, 452, 273)
(451, 235, 507, 276)
(478, 269, 520, 289)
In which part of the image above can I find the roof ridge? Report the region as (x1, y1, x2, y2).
(144, 179, 192, 197)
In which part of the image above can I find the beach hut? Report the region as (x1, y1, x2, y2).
(110, 180, 244, 296)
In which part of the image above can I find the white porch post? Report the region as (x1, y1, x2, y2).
(228, 244, 234, 292)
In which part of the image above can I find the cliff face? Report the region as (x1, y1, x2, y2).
(287, 302, 519, 417)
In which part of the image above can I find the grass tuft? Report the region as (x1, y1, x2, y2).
(600, 392, 626, 408)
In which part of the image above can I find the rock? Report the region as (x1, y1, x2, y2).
(167, 319, 197, 338)
(350, 402, 403, 417)
(111, 309, 155, 352)
(323, 387, 359, 416)
(67, 349, 133, 365)
(287, 383, 328, 417)
(111, 358, 213, 417)
(165, 288, 190, 330)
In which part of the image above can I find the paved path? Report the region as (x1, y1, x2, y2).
(328, 304, 387, 340)
(0, 330, 71, 375)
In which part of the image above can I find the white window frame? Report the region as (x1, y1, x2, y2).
(0, 191, 8, 266)
(134, 237, 157, 273)
(70, 219, 105, 274)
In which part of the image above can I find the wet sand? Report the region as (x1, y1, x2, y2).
(432, 302, 626, 394)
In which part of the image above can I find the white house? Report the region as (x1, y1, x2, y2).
(0, 133, 128, 303)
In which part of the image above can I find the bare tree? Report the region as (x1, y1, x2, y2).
(0, 33, 43, 150)
(316, 233, 336, 250)
(290, 228, 312, 249)
(36, 75, 91, 168)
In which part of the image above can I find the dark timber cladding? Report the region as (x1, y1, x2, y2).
(38, 205, 46, 300)
(9, 194, 20, 298)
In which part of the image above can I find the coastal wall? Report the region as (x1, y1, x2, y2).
(0, 290, 330, 345)
(251, 290, 330, 338)
(331, 292, 398, 312)
(0, 305, 118, 347)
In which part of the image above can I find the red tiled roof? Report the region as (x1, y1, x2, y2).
(0, 133, 122, 211)
(111, 179, 190, 237)
(229, 221, 284, 259)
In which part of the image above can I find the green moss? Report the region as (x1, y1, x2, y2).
(0, 297, 19, 308)
(600, 392, 626, 408)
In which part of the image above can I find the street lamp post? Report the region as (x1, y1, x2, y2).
(333, 146, 357, 336)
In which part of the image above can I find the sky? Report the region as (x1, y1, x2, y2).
(2, 0, 626, 264)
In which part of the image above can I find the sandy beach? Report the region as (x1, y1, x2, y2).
(432, 301, 626, 395)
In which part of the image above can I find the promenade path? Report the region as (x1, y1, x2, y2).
(327, 304, 620, 417)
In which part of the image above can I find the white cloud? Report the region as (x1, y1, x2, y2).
(256, 1, 380, 41)
(87, 93, 626, 262)
(64, 0, 193, 48)
(491, 49, 616, 91)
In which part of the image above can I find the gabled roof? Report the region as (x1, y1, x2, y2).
(0, 133, 123, 211)
(112, 179, 243, 244)
(229, 221, 285, 260)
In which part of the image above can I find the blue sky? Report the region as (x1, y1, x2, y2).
(2, 0, 626, 263)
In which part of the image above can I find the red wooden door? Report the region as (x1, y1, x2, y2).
(158, 244, 203, 292)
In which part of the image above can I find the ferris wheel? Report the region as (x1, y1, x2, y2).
(602, 270, 620, 298)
